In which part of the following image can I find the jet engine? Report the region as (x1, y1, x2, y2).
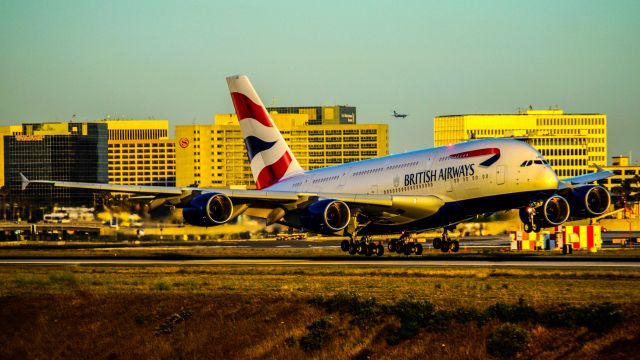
(299, 199, 351, 234)
(182, 193, 234, 227)
(534, 195, 571, 227)
(566, 185, 611, 218)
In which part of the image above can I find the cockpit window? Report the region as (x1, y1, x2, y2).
(521, 159, 549, 167)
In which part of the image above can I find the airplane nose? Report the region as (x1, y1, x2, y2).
(539, 167, 559, 190)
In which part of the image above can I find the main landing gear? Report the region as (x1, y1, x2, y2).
(432, 227, 460, 253)
(339, 232, 423, 257)
(340, 236, 385, 257)
(387, 232, 423, 256)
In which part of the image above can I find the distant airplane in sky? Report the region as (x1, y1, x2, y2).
(392, 110, 408, 118)
(22, 75, 613, 256)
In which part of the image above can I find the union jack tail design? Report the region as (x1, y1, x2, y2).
(226, 75, 305, 189)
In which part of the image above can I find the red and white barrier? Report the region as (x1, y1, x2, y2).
(555, 225, 602, 250)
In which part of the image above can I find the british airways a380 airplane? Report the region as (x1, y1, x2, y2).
(22, 75, 613, 256)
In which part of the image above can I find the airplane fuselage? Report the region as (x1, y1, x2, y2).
(267, 138, 559, 234)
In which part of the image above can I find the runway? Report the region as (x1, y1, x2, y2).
(2, 257, 640, 268)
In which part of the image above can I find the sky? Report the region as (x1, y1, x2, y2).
(1, 0, 639, 161)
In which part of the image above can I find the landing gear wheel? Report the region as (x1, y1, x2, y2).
(357, 242, 367, 255)
(348, 243, 357, 255)
(450, 240, 460, 253)
(403, 243, 413, 256)
(433, 237, 442, 249)
(366, 243, 375, 257)
(415, 243, 423, 255)
(388, 239, 398, 252)
(340, 240, 350, 252)
(532, 223, 541, 233)
(396, 241, 405, 254)
(523, 223, 532, 233)
(440, 241, 451, 253)
(376, 244, 384, 256)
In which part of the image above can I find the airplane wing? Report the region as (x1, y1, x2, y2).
(559, 165, 614, 187)
(20, 173, 444, 225)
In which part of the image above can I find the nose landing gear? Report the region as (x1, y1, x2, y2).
(520, 206, 542, 233)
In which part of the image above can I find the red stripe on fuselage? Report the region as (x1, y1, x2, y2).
(230, 92, 274, 127)
(256, 151, 293, 189)
(450, 147, 500, 159)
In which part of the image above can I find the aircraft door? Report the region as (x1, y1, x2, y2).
(337, 166, 352, 191)
(496, 165, 505, 185)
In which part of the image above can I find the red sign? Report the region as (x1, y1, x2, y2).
(16, 135, 44, 141)
(179, 137, 190, 148)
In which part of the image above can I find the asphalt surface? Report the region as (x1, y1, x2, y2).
(2, 257, 640, 268)
(2, 236, 639, 268)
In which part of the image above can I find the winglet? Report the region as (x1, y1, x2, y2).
(20, 173, 29, 191)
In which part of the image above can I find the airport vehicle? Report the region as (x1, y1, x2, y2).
(21, 75, 613, 256)
(392, 110, 408, 118)
(43, 212, 71, 224)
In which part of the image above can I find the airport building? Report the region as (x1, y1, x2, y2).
(98, 120, 176, 186)
(175, 112, 388, 188)
(434, 109, 607, 178)
(266, 105, 356, 125)
(596, 155, 640, 193)
(3, 122, 108, 207)
(0, 125, 24, 188)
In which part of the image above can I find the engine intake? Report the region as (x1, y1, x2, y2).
(568, 185, 611, 218)
(300, 199, 351, 234)
(182, 193, 234, 227)
(536, 195, 570, 226)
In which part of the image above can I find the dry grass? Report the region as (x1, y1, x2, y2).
(2, 265, 640, 307)
(0, 264, 639, 359)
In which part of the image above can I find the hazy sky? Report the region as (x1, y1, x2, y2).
(1, 1, 639, 161)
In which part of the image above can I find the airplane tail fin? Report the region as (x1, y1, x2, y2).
(226, 75, 304, 189)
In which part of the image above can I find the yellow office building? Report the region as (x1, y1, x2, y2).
(99, 120, 176, 186)
(597, 156, 640, 193)
(176, 113, 388, 188)
(434, 109, 607, 178)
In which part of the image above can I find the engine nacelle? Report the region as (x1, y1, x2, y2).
(566, 185, 611, 218)
(300, 199, 351, 234)
(534, 195, 571, 227)
(182, 193, 234, 227)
